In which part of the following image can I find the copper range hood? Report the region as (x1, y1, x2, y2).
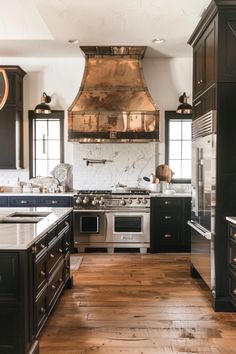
(68, 46, 160, 143)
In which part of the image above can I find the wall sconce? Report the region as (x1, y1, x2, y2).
(34, 92, 51, 114)
(176, 92, 192, 114)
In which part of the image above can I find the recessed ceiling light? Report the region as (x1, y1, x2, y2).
(152, 38, 165, 44)
(68, 39, 79, 44)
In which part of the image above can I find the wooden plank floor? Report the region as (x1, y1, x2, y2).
(39, 253, 236, 354)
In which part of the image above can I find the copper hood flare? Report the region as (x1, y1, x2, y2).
(68, 46, 160, 143)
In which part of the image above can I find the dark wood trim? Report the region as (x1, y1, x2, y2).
(164, 110, 192, 184)
(28, 110, 64, 179)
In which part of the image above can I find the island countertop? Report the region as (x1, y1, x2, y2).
(226, 216, 236, 225)
(0, 207, 72, 250)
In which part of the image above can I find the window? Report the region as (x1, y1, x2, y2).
(165, 111, 192, 183)
(29, 110, 64, 178)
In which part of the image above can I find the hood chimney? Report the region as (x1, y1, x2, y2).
(68, 46, 159, 143)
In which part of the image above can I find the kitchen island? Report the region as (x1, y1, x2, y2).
(0, 207, 73, 354)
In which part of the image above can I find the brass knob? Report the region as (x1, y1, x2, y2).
(58, 278, 63, 282)
(51, 284, 56, 290)
(50, 253, 54, 258)
(40, 307, 46, 314)
(59, 248, 63, 253)
(233, 257, 236, 264)
(40, 270, 46, 276)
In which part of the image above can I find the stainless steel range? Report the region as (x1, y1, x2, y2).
(73, 189, 150, 253)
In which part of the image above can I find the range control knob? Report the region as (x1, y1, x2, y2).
(127, 198, 132, 204)
(141, 198, 148, 204)
(120, 198, 126, 206)
(83, 196, 89, 204)
(92, 197, 98, 206)
(75, 197, 82, 204)
(136, 198, 141, 204)
(99, 197, 105, 206)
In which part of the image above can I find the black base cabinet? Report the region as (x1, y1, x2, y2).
(150, 197, 191, 253)
(0, 212, 73, 354)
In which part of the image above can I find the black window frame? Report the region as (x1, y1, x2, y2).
(28, 110, 64, 179)
(165, 110, 192, 184)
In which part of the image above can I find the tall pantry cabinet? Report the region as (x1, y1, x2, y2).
(188, 0, 236, 311)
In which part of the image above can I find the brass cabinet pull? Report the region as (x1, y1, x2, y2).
(51, 200, 58, 204)
(164, 216, 172, 220)
(40, 307, 46, 314)
(40, 270, 46, 276)
(164, 234, 172, 238)
(40, 243, 46, 249)
(50, 253, 54, 259)
(51, 284, 56, 290)
(59, 248, 63, 253)
(66, 242, 70, 246)
(164, 201, 171, 205)
(58, 278, 63, 282)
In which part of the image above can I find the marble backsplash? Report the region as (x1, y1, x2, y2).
(73, 142, 158, 190)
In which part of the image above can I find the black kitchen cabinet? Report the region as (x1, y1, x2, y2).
(150, 197, 191, 253)
(9, 195, 39, 207)
(189, 0, 236, 311)
(227, 222, 236, 309)
(0, 212, 73, 354)
(192, 19, 216, 99)
(38, 196, 73, 207)
(0, 66, 26, 169)
(0, 195, 73, 208)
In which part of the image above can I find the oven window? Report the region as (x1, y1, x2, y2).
(114, 216, 142, 233)
(80, 216, 99, 233)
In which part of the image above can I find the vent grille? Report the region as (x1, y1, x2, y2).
(192, 110, 216, 140)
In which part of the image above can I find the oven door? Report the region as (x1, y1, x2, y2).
(73, 211, 106, 245)
(105, 211, 150, 243)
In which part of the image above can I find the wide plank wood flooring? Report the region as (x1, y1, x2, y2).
(39, 253, 236, 354)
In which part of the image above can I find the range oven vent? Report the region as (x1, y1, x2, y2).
(68, 46, 160, 143)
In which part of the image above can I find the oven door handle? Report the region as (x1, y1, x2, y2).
(73, 209, 106, 213)
(187, 220, 211, 240)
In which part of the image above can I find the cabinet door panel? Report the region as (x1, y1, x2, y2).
(9, 196, 38, 207)
(0, 253, 19, 301)
(39, 196, 72, 207)
(205, 26, 215, 88)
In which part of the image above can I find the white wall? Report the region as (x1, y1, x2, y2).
(0, 56, 192, 189)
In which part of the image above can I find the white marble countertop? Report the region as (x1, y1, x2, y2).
(0, 192, 75, 196)
(150, 192, 191, 198)
(226, 216, 236, 224)
(0, 207, 73, 250)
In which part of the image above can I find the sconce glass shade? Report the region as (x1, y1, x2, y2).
(34, 92, 51, 114)
(176, 92, 192, 114)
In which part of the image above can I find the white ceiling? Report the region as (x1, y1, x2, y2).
(0, 0, 211, 58)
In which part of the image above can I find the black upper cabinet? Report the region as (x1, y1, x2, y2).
(0, 66, 26, 169)
(189, 2, 236, 119)
(192, 19, 216, 98)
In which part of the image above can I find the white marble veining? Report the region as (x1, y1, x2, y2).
(73, 142, 157, 190)
(0, 207, 72, 250)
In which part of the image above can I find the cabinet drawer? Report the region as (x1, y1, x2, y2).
(47, 227, 57, 245)
(0, 196, 8, 207)
(47, 262, 64, 310)
(152, 198, 182, 208)
(229, 239, 236, 270)
(229, 224, 236, 242)
(47, 238, 64, 277)
(33, 236, 47, 259)
(155, 228, 181, 246)
(39, 196, 72, 207)
(58, 216, 70, 235)
(9, 196, 38, 207)
(34, 254, 47, 295)
(34, 287, 47, 335)
(155, 210, 181, 224)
